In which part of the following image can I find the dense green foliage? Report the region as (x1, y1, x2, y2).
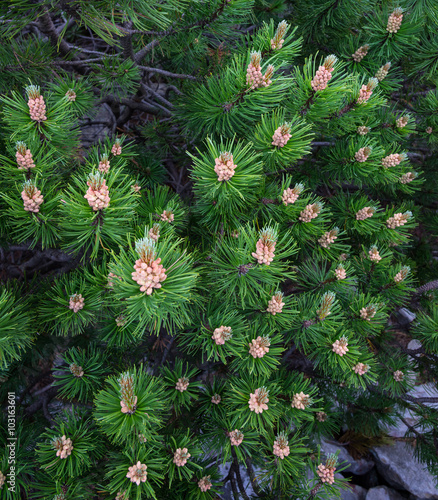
(0, 1, 438, 499)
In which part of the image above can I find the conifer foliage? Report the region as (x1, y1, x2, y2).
(0, 1, 438, 499)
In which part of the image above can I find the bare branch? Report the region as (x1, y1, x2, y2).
(138, 65, 198, 80)
(415, 280, 438, 295)
(38, 7, 74, 57)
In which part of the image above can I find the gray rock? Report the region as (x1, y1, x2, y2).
(320, 438, 375, 475)
(396, 308, 417, 325)
(371, 441, 438, 499)
(408, 339, 422, 351)
(385, 407, 417, 438)
(366, 486, 405, 500)
(340, 482, 367, 500)
(386, 383, 438, 437)
(80, 104, 116, 149)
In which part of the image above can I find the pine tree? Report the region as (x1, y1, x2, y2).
(0, 1, 438, 499)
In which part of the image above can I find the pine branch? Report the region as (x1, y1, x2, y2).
(227, 462, 242, 500)
(138, 65, 198, 80)
(16, 370, 52, 406)
(68, 45, 118, 57)
(120, 22, 135, 61)
(99, 94, 164, 115)
(231, 448, 250, 500)
(246, 458, 267, 497)
(55, 57, 106, 66)
(134, 39, 162, 64)
(404, 395, 438, 404)
(42, 393, 54, 425)
(38, 7, 74, 57)
(415, 280, 438, 295)
(24, 386, 58, 419)
(141, 83, 175, 109)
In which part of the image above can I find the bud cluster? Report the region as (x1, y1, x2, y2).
(211, 394, 221, 405)
(98, 154, 110, 174)
(229, 429, 244, 446)
(248, 387, 269, 414)
(111, 139, 122, 156)
(175, 377, 190, 392)
(70, 363, 84, 378)
(352, 44, 369, 62)
(335, 264, 346, 280)
(318, 228, 339, 249)
(360, 304, 377, 320)
(248, 335, 271, 358)
(118, 371, 137, 414)
(131, 237, 167, 294)
(317, 292, 336, 320)
(65, 89, 76, 102)
(393, 370, 404, 382)
(299, 203, 322, 222)
(355, 146, 372, 163)
(357, 126, 370, 136)
(160, 210, 174, 223)
(149, 223, 160, 241)
(84, 173, 110, 211)
(369, 245, 382, 262)
(16, 142, 35, 170)
(252, 227, 277, 265)
(399, 172, 417, 184)
(115, 315, 127, 327)
(375, 62, 391, 81)
(396, 116, 409, 129)
(214, 151, 236, 182)
(26, 85, 47, 122)
(356, 206, 375, 220)
(266, 292, 285, 315)
(386, 211, 412, 229)
(246, 52, 274, 89)
(311, 55, 337, 91)
(291, 392, 311, 410)
(198, 476, 212, 492)
(271, 20, 288, 50)
(107, 272, 121, 288)
(212, 325, 232, 345)
(69, 293, 84, 313)
(317, 462, 336, 484)
(173, 448, 191, 467)
(387, 8, 403, 33)
(332, 336, 349, 356)
(52, 435, 73, 459)
(353, 362, 369, 376)
(272, 123, 292, 147)
(282, 183, 304, 205)
(316, 411, 327, 422)
(382, 153, 406, 168)
(357, 78, 378, 104)
(273, 432, 290, 459)
(394, 266, 410, 284)
(127, 461, 148, 485)
(22, 180, 44, 213)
